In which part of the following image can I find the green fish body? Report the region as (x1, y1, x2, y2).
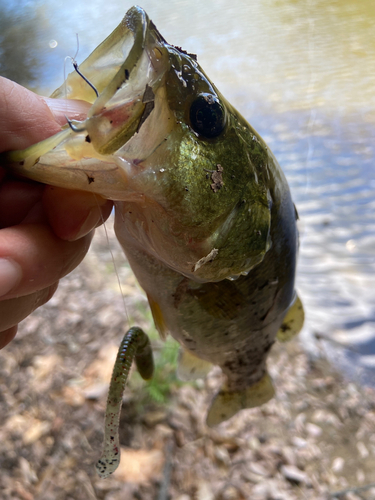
(3, 6, 304, 426)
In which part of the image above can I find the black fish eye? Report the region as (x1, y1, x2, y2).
(189, 93, 226, 139)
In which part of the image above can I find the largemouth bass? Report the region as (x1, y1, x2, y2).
(3, 6, 304, 476)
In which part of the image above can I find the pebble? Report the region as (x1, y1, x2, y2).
(141, 410, 167, 427)
(23, 420, 51, 445)
(280, 464, 312, 486)
(83, 382, 109, 400)
(247, 437, 261, 451)
(306, 422, 322, 437)
(196, 481, 215, 500)
(281, 446, 297, 465)
(331, 457, 345, 473)
(252, 479, 290, 499)
(356, 469, 365, 483)
(248, 462, 270, 477)
(219, 485, 241, 500)
(214, 446, 231, 466)
(243, 471, 264, 484)
(346, 494, 365, 500)
(18, 457, 37, 484)
(294, 413, 306, 433)
(311, 408, 342, 428)
(356, 441, 369, 458)
(291, 436, 307, 448)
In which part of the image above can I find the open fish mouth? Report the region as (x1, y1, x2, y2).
(55, 6, 169, 156)
(4, 6, 171, 199)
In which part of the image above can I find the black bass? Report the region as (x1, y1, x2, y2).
(3, 6, 304, 477)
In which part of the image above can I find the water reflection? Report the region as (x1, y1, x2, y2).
(0, 2, 50, 88)
(0, 0, 374, 383)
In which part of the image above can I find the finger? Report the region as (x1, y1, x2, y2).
(43, 97, 91, 127)
(0, 282, 58, 333)
(0, 77, 61, 152)
(0, 77, 90, 153)
(0, 223, 92, 300)
(0, 178, 113, 238)
(0, 325, 18, 349)
(43, 186, 113, 241)
(0, 177, 44, 227)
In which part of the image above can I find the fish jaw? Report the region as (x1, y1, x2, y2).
(3, 7, 173, 200)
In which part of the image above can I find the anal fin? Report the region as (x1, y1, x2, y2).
(177, 348, 212, 381)
(277, 293, 304, 342)
(206, 372, 275, 427)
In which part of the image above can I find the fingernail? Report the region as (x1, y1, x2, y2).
(0, 259, 22, 297)
(43, 97, 91, 126)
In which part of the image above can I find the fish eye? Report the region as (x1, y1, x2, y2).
(189, 93, 226, 139)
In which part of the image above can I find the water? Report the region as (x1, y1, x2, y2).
(1, 0, 374, 384)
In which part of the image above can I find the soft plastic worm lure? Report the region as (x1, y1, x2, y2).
(95, 327, 154, 478)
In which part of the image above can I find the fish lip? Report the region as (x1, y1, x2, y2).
(78, 6, 170, 156)
(3, 7, 172, 199)
(87, 6, 151, 118)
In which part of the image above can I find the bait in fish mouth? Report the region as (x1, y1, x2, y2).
(3, 6, 304, 478)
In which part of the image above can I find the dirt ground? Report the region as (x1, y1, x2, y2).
(1, 220, 375, 500)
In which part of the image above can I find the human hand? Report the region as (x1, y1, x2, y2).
(0, 76, 113, 348)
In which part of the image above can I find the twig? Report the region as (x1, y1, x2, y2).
(157, 440, 174, 500)
(330, 482, 375, 498)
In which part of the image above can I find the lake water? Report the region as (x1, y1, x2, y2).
(1, 0, 375, 385)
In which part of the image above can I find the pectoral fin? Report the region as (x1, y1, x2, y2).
(277, 294, 304, 342)
(206, 372, 275, 427)
(177, 348, 212, 381)
(147, 294, 167, 340)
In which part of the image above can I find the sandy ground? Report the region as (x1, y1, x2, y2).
(1, 220, 375, 500)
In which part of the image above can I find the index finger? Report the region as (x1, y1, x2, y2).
(0, 76, 90, 153)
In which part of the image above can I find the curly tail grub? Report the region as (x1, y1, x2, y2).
(96, 327, 154, 478)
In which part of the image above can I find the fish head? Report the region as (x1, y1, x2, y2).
(5, 6, 273, 282)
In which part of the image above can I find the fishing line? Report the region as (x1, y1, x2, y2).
(98, 204, 176, 355)
(63, 34, 80, 102)
(93, 197, 159, 479)
(63, 33, 99, 131)
(94, 195, 130, 327)
(63, 37, 124, 318)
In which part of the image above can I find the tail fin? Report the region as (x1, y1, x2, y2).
(206, 372, 275, 427)
(277, 294, 304, 342)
